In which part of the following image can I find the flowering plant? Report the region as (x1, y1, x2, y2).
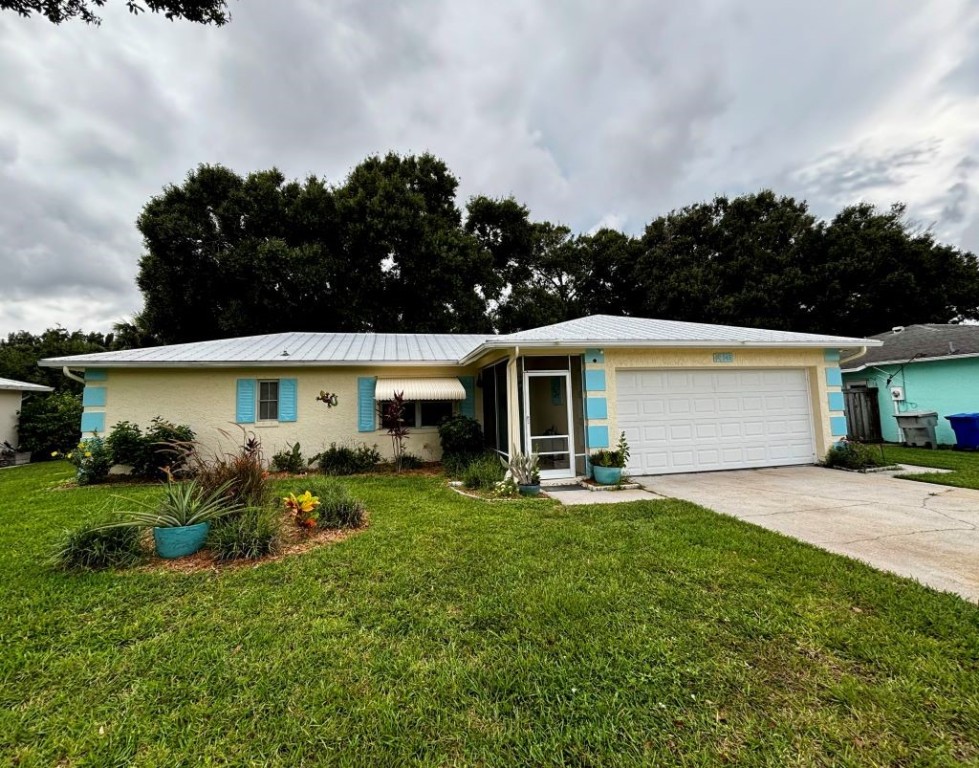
(283, 490, 321, 529)
(54, 434, 112, 485)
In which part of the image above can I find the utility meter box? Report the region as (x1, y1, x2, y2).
(890, 387, 905, 401)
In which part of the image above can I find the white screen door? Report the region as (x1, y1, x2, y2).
(523, 370, 575, 479)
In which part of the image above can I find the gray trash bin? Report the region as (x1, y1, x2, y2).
(894, 411, 939, 448)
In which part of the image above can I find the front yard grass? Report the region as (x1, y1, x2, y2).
(882, 444, 979, 490)
(2, 461, 978, 766)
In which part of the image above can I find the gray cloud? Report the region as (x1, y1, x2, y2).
(1, 0, 979, 334)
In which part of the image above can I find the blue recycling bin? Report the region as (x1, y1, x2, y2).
(945, 413, 979, 450)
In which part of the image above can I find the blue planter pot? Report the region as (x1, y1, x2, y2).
(154, 522, 210, 559)
(592, 466, 622, 485)
(518, 484, 541, 496)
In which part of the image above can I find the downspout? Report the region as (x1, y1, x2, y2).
(63, 366, 85, 385)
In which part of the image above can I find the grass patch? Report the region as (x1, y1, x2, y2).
(882, 444, 979, 490)
(1, 461, 978, 765)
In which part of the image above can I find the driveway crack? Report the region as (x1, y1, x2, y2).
(839, 525, 976, 545)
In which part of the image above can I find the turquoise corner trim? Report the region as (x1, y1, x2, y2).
(830, 415, 848, 437)
(824, 349, 841, 362)
(827, 391, 845, 412)
(586, 397, 608, 420)
(82, 386, 107, 407)
(584, 370, 606, 392)
(584, 348, 605, 364)
(587, 425, 610, 449)
(84, 369, 107, 382)
(80, 412, 105, 434)
(825, 367, 843, 387)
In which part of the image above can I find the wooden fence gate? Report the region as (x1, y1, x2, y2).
(843, 388, 882, 442)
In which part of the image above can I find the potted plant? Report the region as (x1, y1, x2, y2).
(504, 452, 541, 495)
(589, 432, 630, 485)
(111, 479, 239, 558)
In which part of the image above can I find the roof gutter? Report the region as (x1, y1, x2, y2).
(460, 337, 883, 366)
(842, 351, 979, 373)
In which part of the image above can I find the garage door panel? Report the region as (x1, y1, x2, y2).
(616, 368, 816, 475)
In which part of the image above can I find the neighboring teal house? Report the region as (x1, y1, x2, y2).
(841, 324, 979, 444)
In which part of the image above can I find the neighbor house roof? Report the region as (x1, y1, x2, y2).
(841, 324, 979, 372)
(0, 377, 53, 393)
(38, 315, 878, 369)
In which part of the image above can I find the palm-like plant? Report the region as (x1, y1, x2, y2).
(112, 479, 240, 528)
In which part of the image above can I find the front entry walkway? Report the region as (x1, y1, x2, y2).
(635, 466, 979, 603)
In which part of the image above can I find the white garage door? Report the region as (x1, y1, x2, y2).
(616, 369, 817, 475)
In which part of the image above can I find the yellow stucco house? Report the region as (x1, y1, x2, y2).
(40, 315, 879, 479)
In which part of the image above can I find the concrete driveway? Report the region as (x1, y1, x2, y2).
(636, 466, 979, 603)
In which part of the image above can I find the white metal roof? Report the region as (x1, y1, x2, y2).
(39, 332, 489, 369)
(0, 377, 53, 392)
(38, 315, 879, 369)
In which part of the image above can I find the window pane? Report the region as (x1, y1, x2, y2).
(259, 380, 279, 421)
(420, 400, 453, 427)
(381, 400, 415, 429)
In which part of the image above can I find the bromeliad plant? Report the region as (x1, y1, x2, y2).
(284, 490, 321, 529)
(112, 479, 241, 529)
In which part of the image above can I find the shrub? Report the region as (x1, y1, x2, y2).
(824, 441, 888, 470)
(271, 442, 306, 473)
(59, 435, 112, 485)
(209, 507, 282, 561)
(590, 432, 630, 469)
(438, 415, 484, 471)
(106, 417, 196, 479)
(312, 443, 381, 475)
(301, 478, 366, 528)
(180, 431, 270, 508)
(17, 391, 81, 456)
(284, 490, 321, 529)
(51, 522, 144, 570)
(398, 452, 424, 470)
(462, 453, 506, 490)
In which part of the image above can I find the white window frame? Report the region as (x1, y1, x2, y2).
(257, 379, 280, 422)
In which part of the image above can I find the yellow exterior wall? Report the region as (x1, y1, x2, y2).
(602, 347, 838, 458)
(89, 366, 478, 462)
(0, 390, 22, 448)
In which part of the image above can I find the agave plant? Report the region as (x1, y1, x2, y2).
(111, 479, 241, 529)
(502, 452, 540, 486)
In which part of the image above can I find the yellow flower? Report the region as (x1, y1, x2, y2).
(66, 452, 73, 459)
(84, 451, 93, 458)
(50, 451, 58, 457)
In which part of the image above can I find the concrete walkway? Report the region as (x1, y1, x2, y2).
(634, 466, 979, 603)
(544, 485, 663, 505)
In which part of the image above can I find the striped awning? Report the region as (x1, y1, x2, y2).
(375, 378, 466, 401)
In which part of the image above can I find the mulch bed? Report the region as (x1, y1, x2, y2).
(139, 517, 369, 574)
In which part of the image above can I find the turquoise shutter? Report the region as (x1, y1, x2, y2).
(459, 376, 476, 418)
(357, 377, 376, 432)
(279, 378, 298, 422)
(236, 379, 256, 424)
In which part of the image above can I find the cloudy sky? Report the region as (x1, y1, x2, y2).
(1, 0, 978, 335)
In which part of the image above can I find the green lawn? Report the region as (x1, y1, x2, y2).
(883, 444, 979, 490)
(2, 462, 978, 767)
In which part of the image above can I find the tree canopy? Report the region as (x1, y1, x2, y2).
(0, 328, 114, 392)
(1, 0, 229, 25)
(128, 155, 979, 343)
